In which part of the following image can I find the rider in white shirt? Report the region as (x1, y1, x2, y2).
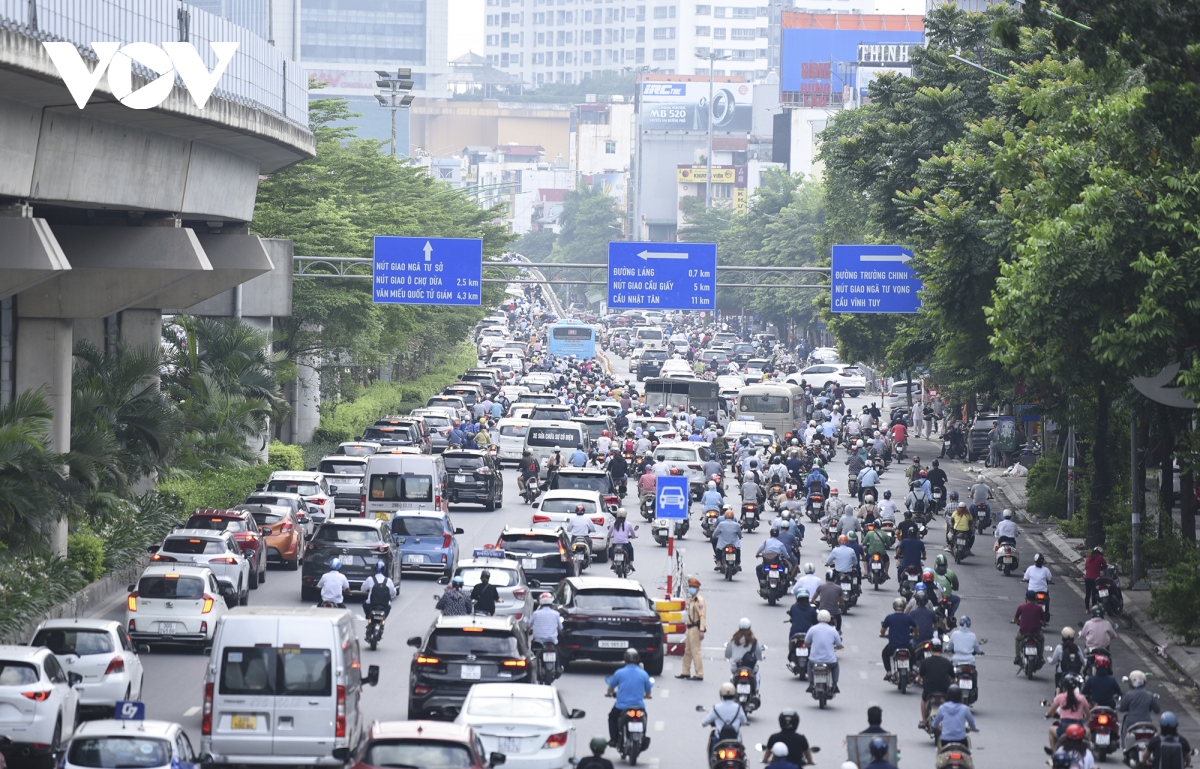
(878, 490, 899, 521)
(565, 506, 598, 538)
(317, 558, 351, 605)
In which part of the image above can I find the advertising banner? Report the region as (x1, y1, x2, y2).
(640, 80, 753, 132)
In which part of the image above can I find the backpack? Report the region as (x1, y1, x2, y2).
(738, 641, 759, 669)
(365, 575, 389, 607)
(1159, 735, 1186, 769)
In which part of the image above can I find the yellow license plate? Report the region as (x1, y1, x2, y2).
(375, 512, 390, 521)
(231, 715, 257, 730)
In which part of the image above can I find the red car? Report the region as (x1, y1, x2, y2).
(182, 509, 268, 588)
(348, 721, 506, 769)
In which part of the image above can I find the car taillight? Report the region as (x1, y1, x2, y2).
(591, 516, 607, 525)
(361, 494, 367, 509)
(202, 595, 215, 614)
(513, 588, 527, 599)
(311, 497, 327, 506)
(104, 656, 125, 676)
(201, 683, 213, 735)
(150, 554, 176, 562)
(413, 685, 432, 696)
(532, 514, 551, 523)
(416, 655, 441, 665)
(543, 731, 569, 749)
(559, 544, 569, 563)
(603, 496, 618, 508)
(502, 659, 527, 668)
(279, 522, 293, 533)
(21, 691, 50, 701)
(210, 556, 239, 565)
(375, 544, 391, 554)
(127, 593, 138, 612)
(335, 684, 346, 738)
(441, 532, 453, 548)
(128, 620, 136, 632)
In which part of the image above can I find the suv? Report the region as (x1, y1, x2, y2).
(728, 343, 757, 366)
(406, 615, 536, 720)
(301, 519, 399, 601)
(528, 404, 573, 422)
(263, 471, 335, 521)
(238, 504, 306, 569)
(636, 350, 668, 381)
(544, 468, 619, 512)
(0, 645, 80, 767)
(148, 530, 250, 607)
(969, 413, 1001, 461)
(411, 408, 456, 453)
(554, 577, 665, 674)
(349, 721, 503, 769)
(495, 527, 578, 588)
(182, 509, 268, 589)
(652, 442, 712, 500)
(316, 455, 368, 513)
(443, 450, 504, 510)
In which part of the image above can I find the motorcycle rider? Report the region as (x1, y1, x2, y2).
(777, 519, 801, 559)
(994, 508, 1019, 549)
(969, 474, 991, 523)
(1082, 652, 1122, 709)
(726, 618, 765, 688)
(362, 561, 397, 618)
(878, 489, 898, 521)
(518, 450, 541, 498)
(895, 529, 927, 583)
(1081, 604, 1118, 653)
(863, 522, 894, 579)
(608, 449, 629, 496)
(827, 487, 847, 519)
(825, 534, 859, 581)
(566, 504, 599, 541)
(796, 563, 823, 599)
(1046, 673, 1091, 754)
(436, 574, 472, 615)
(528, 593, 564, 669)
(757, 526, 795, 581)
(316, 557, 350, 607)
(1084, 546, 1109, 611)
(947, 501, 975, 554)
(470, 570, 501, 615)
(712, 508, 743, 567)
(789, 589, 820, 645)
(905, 456, 924, 485)
(947, 616, 983, 693)
(879, 597, 918, 680)
(926, 459, 948, 509)
(857, 463, 880, 503)
(576, 737, 615, 769)
(1118, 670, 1161, 750)
(916, 637, 953, 729)
(780, 489, 806, 520)
(610, 508, 637, 568)
(604, 649, 653, 748)
(909, 587, 939, 645)
(701, 480, 724, 513)
(1023, 553, 1055, 621)
(1050, 626, 1087, 688)
(932, 554, 961, 620)
(859, 494, 881, 525)
(812, 570, 846, 632)
(932, 684, 978, 751)
(1141, 711, 1192, 769)
(638, 462, 657, 502)
(802, 609, 843, 693)
(701, 682, 749, 754)
(861, 738, 900, 769)
(837, 505, 862, 537)
(897, 508, 920, 540)
(765, 710, 815, 767)
(1013, 590, 1048, 666)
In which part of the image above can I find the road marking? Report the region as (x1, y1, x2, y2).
(183, 706, 200, 717)
(654, 720, 665, 732)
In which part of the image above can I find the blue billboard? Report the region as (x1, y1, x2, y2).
(780, 27, 925, 102)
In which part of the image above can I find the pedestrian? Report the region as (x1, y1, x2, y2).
(987, 423, 1001, 467)
(1084, 546, 1108, 611)
(678, 576, 706, 681)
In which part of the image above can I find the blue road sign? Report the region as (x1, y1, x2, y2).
(373, 236, 482, 306)
(830, 244, 922, 314)
(115, 700, 145, 721)
(655, 475, 690, 520)
(608, 241, 716, 311)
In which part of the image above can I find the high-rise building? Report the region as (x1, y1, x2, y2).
(484, 0, 772, 87)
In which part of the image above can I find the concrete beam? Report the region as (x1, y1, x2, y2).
(0, 217, 71, 300)
(139, 233, 274, 311)
(185, 238, 293, 318)
(17, 226, 211, 319)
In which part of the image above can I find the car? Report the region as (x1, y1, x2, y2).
(335, 441, 382, 457)
(668, 333, 689, 348)
(517, 392, 561, 407)
(509, 404, 536, 421)
(531, 490, 614, 562)
(652, 442, 714, 499)
(427, 394, 471, 422)
(316, 454, 369, 513)
(583, 400, 621, 418)
(495, 527, 579, 588)
(182, 508, 268, 588)
(456, 683, 586, 768)
(29, 620, 144, 717)
(364, 418, 431, 454)
(406, 614, 538, 720)
(627, 350, 642, 373)
(519, 373, 555, 393)
(301, 519, 400, 602)
(390, 511, 463, 578)
(412, 407, 458, 453)
(444, 382, 486, 410)
(809, 346, 840, 363)
(529, 404, 574, 422)
(660, 358, 693, 377)
(790, 363, 866, 396)
(242, 490, 319, 535)
(629, 417, 677, 442)
(728, 343, 756, 366)
(263, 470, 336, 521)
(969, 413, 1001, 461)
(543, 468, 619, 511)
(700, 349, 730, 368)
(444, 449, 505, 510)
(124, 564, 231, 646)
(743, 358, 770, 382)
(148, 530, 251, 606)
(500, 385, 531, 402)
(496, 418, 531, 464)
(716, 374, 744, 392)
(238, 503, 306, 569)
(444, 552, 539, 620)
(0, 645, 80, 767)
(348, 720, 504, 769)
(635, 350, 668, 381)
(723, 420, 766, 441)
(552, 577, 665, 674)
(63, 718, 198, 769)
(570, 416, 615, 445)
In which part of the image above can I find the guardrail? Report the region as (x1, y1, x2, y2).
(0, 0, 307, 127)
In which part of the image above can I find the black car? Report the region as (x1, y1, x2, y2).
(546, 467, 620, 511)
(636, 350, 668, 381)
(300, 519, 399, 602)
(496, 527, 578, 588)
(729, 343, 757, 366)
(406, 614, 537, 720)
(443, 449, 504, 510)
(969, 414, 1001, 461)
(554, 576, 665, 674)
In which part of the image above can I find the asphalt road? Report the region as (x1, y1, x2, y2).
(86, 358, 1200, 767)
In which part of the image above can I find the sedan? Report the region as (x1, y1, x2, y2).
(445, 554, 538, 620)
(349, 721, 504, 769)
(0, 645, 80, 768)
(29, 620, 143, 717)
(444, 450, 504, 510)
(531, 491, 612, 563)
(457, 684, 585, 769)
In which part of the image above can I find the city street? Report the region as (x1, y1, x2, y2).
(85, 378, 1199, 767)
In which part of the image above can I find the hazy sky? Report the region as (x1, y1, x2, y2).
(447, 0, 486, 61)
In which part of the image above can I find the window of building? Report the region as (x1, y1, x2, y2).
(653, 27, 675, 39)
(695, 26, 710, 36)
(537, 31, 545, 43)
(713, 183, 733, 199)
(606, 141, 617, 154)
(733, 7, 755, 18)
(757, 5, 769, 15)
(757, 26, 768, 37)
(653, 47, 667, 60)
(636, 27, 645, 42)
(584, 9, 591, 21)
(730, 28, 754, 40)
(653, 5, 676, 19)
(696, 4, 711, 14)
(713, 6, 726, 17)
(637, 6, 646, 21)
(695, 46, 710, 57)
(712, 27, 726, 39)
(487, 34, 499, 46)
(584, 50, 592, 62)
(756, 48, 768, 58)
(636, 47, 645, 62)
(732, 49, 754, 60)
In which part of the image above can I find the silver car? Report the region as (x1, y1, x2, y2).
(445, 555, 538, 621)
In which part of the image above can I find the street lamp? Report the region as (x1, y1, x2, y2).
(376, 68, 415, 157)
(695, 51, 731, 210)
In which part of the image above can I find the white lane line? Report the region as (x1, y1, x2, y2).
(183, 706, 200, 717)
(654, 720, 665, 732)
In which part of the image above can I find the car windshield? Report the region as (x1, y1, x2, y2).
(0, 662, 38, 686)
(467, 695, 556, 718)
(314, 526, 380, 545)
(733, 344, 755, 354)
(574, 589, 649, 612)
(499, 424, 528, 437)
(67, 737, 171, 768)
(456, 567, 517, 588)
(553, 475, 611, 494)
(249, 510, 286, 526)
(363, 741, 475, 769)
(429, 630, 519, 656)
(390, 517, 445, 537)
(427, 398, 464, 410)
(265, 480, 321, 496)
(444, 456, 485, 471)
(445, 389, 479, 406)
(541, 497, 599, 514)
(318, 460, 365, 476)
(184, 517, 248, 533)
(369, 474, 434, 502)
(419, 415, 452, 429)
(162, 537, 225, 555)
(137, 575, 206, 599)
(500, 535, 561, 555)
(531, 407, 572, 420)
(31, 628, 114, 656)
(362, 427, 413, 444)
(655, 448, 697, 462)
(336, 444, 377, 456)
(739, 394, 790, 414)
(643, 351, 667, 361)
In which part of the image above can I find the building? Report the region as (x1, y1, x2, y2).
(570, 97, 636, 229)
(409, 99, 572, 161)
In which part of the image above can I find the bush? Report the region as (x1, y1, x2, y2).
(1150, 556, 1200, 643)
(98, 493, 190, 573)
(268, 440, 304, 471)
(159, 464, 275, 513)
(67, 531, 106, 582)
(1026, 451, 1068, 519)
(0, 556, 86, 641)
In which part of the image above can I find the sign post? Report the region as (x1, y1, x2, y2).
(373, 236, 482, 306)
(830, 245, 922, 314)
(655, 476, 690, 520)
(608, 242, 717, 311)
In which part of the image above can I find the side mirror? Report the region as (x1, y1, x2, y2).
(569, 708, 586, 719)
(262, 528, 273, 536)
(436, 576, 449, 585)
(528, 580, 540, 589)
(330, 486, 339, 495)
(198, 754, 216, 766)
(68, 672, 83, 686)
(455, 527, 464, 535)
(365, 665, 380, 687)
(489, 752, 507, 767)
(128, 584, 136, 593)
(146, 545, 160, 554)
(407, 636, 423, 648)
(332, 747, 351, 761)
(220, 585, 236, 598)
(136, 644, 151, 654)
(255, 483, 265, 491)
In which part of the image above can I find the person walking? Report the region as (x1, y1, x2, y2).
(678, 576, 707, 681)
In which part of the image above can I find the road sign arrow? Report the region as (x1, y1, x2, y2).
(423, 241, 433, 262)
(637, 250, 689, 261)
(859, 254, 911, 263)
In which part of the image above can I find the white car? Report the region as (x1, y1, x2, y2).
(496, 418, 531, 464)
(0, 645, 80, 763)
(125, 565, 230, 647)
(509, 404, 536, 421)
(316, 454, 368, 513)
(456, 683, 585, 769)
(448, 554, 537, 620)
(584, 400, 622, 417)
(30, 620, 144, 715)
(652, 442, 712, 498)
(791, 363, 867, 396)
(264, 470, 336, 521)
(716, 375, 744, 392)
(630, 417, 677, 442)
(63, 718, 199, 769)
(660, 359, 693, 377)
(532, 490, 613, 562)
(501, 384, 531, 402)
(149, 530, 251, 606)
(809, 347, 840, 363)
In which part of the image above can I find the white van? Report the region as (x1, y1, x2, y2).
(201, 607, 379, 767)
(523, 420, 589, 479)
(636, 326, 665, 350)
(363, 453, 447, 520)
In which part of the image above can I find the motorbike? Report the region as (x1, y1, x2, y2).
(1034, 590, 1051, 624)
(757, 554, 790, 605)
(708, 738, 747, 769)
(1087, 705, 1119, 760)
(879, 518, 897, 538)
(847, 476, 860, 499)
(923, 692, 945, 740)
(739, 502, 761, 533)
(719, 545, 741, 581)
(1122, 722, 1159, 768)
(930, 488, 945, 515)
(767, 483, 786, 512)
(805, 492, 825, 523)
(972, 503, 991, 534)
(570, 536, 592, 571)
(952, 531, 971, 564)
(838, 572, 860, 608)
(532, 640, 560, 683)
(611, 543, 633, 578)
(617, 706, 650, 765)
(365, 607, 387, 651)
(1095, 564, 1124, 616)
(942, 426, 968, 460)
(1020, 633, 1045, 679)
(809, 660, 836, 709)
(954, 662, 979, 706)
(898, 565, 921, 600)
(822, 521, 839, 548)
(936, 740, 974, 769)
(888, 646, 912, 693)
(651, 516, 689, 546)
(521, 479, 540, 505)
(786, 634, 809, 680)
(871, 452, 886, 474)
(701, 508, 720, 539)
(732, 665, 760, 713)
(640, 494, 657, 522)
(994, 539, 1019, 576)
(867, 552, 888, 589)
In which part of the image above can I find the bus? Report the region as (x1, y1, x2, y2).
(644, 377, 728, 424)
(735, 383, 808, 440)
(546, 320, 597, 358)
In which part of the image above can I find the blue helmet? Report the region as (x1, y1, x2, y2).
(329, 557, 342, 570)
(376, 561, 386, 572)
(958, 616, 972, 629)
(914, 583, 927, 593)
(1161, 711, 1179, 732)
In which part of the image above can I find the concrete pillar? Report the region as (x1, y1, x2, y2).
(72, 318, 105, 351)
(293, 358, 320, 444)
(15, 317, 72, 556)
(119, 309, 162, 356)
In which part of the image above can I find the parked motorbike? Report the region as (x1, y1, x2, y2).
(1095, 564, 1124, 616)
(365, 607, 387, 651)
(995, 539, 1019, 576)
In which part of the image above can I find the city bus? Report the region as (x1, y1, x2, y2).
(735, 382, 808, 439)
(546, 320, 597, 358)
(643, 377, 727, 424)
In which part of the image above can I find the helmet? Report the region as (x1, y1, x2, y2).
(804, 562, 815, 574)
(329, 557, 342, 570)
(376, 561, 386, 571)
(869, 738, 888, 760)
(892, 597, 906, 612)
(616, 507, 628, 518)
(1161, 711, 1179, 734)
(1093, 545, 1104, 554)
(1052, 751, 1073, 769)
(856, 440, 863, 448)
(947, 684, 963, 703)
(809, 420, 816, 427)
(770, 743, 789, 759)
(708, 480, 717, 489)
(1003, 509, 1013, 519)
(1094, 653, 1111, 671)
(817, 609, 832, 624)
(719, 682, 737, 699)
(1129, 670, 1147, 687)
(956, 501, 968, 509)
(958, 616, 972, 628)
(781, 519, 792, 529)
(978, 474, 985, 482)
(601, 429, 610, 437)
(922, 569, 935, 583)
(539, 592, 553, 605)
(848, 531, 858, 541)
(623, 649, 641, 665)
(778, 708, 799, 731)
(738, 617, 752, 630)
(814, 458, 822, 468)
(830, 488, 839, 496)
(480, 570, 491, 581)
(864, 495, 874, 504)
(589, 736, 608, 754)
(770, 526, 781, 537)
(750, 459, 758, 468)
(1090, 604, 1105, 618)
(919, 469, 927, 477)
(904, 509, 913, 518)
(929, 636, 943, 651)
(785, 488, 795, 499)
(790, 438, 799, 446)
(1034, 553, 1045, 566)
(575, 505, 586, 514)
(949, 491, 959, 501)
(451, 574, 465, 585)
(522, 449, 532, 456)
(915, 589, 929, 606)
(794, 587, 810, 601)
(1061, 626, 1076, 640)
(883, 489, 892, 499)
(1064, 723, 1086, 741)
(934, 554, 948, 568)
(843, 764, 860, 769)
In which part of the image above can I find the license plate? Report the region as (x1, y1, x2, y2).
(455, 475, 469, 484)
(797, 647, 809, 657)
(1095, 733, 1110, 746)
(1004, 557, 1013, 563)
(871, 562, 882, 570)
(231, 715, 257, 730)
(1098, 589, 1109, 597)
(959, 678, 973, 690)
(613, 553, 625, 563)
(543, 652, 556, 662)
(499, 737, 522, 753)
(404, 554, 424, 564)
(725, 553, 737, 561)
(736, 683, 751, 694)
(522, 558, 538, 569)
(813, 672, 829, 683)
(1024, 646, 1038, 655)
(374, 512, 390, 521)
(896, 659, 909, 669)
(460, 665, 482, 680)
(598, 639, 629, 649)
(158, 622, 177, 635)
(627, 721, 644, 732)
(840, 583, 850, 592)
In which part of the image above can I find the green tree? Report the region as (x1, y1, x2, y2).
(0, 390, 68, 551)
(513, 229, 557, 262)
(547, 186, 623, 265)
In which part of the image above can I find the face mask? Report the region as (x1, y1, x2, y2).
(688, 587, 698, 596)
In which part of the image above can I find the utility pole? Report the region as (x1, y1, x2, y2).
(375, 69, 415, 157)
(695, 51, 730, 210)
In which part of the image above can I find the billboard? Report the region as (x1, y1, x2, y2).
(640, 80, 753, 132)
(780, 17, 923, 104)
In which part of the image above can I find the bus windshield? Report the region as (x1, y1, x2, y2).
(739, 394, 791, 414)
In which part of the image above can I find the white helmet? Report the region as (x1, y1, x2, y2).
(1003, 509, 1013, 519)
(978, 474, 985, 482)
(738, 617, 752, 630)
(817, 609, 832, 623)
(856, 440, 864, 448)
(708, 480, 717, 489)
(804, 562, 815, 574)
(864, 495, 874, 504)
(809, 420, 816, 427)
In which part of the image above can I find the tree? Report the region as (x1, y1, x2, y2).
(512, 230, 557, 262)
(548, 186, 623, 265)
(0, 390, 68, 551)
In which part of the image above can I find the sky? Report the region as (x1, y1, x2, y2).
(446, 0, 486, 61)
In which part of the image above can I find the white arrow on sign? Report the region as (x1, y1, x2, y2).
(859, 254, 912, 263)
(423, 241, 433, 262)
(637, 250, 689, 261)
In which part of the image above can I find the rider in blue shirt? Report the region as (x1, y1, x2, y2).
(569, 445, 589, 467)
(895, 534, 926, 581)
(605, 649, 653, 746)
